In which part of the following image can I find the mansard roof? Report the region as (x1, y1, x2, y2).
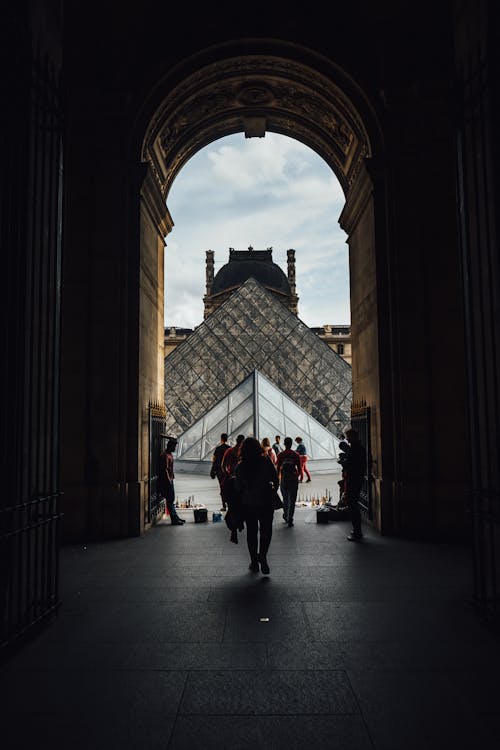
(211, 247, 291, 296)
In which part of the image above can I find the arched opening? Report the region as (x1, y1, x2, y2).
(136, 45, 386, 535)
(162, 133, 351, 511)
(57, 35, 469, 548)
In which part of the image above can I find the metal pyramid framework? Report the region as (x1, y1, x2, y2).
(176, 370, 341, 462)
(164, 276, 352, 437)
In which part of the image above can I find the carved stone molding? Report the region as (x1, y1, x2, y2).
(142, 55, 372, 199)
(140, 165, 173, 238)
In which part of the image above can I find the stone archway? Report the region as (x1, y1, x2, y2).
(137, 44, 388, 535)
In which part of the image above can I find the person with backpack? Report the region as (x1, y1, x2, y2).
(276, 436, 301, 526)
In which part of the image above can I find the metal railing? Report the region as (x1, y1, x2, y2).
(351, 400, 372, 519)
(1, 493, 62, 649)
(1, 35, 64, 650)
(147, 402, 167, 524)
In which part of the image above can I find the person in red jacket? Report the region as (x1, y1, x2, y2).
(221, 434, 245, 479)
(159, 437, 185, 525)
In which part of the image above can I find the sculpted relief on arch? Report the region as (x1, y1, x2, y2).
(143, 56, 370, 199)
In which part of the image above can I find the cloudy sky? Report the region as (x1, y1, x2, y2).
(164, 132, 350, 329)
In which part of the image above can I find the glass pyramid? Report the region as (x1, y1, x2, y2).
(165, 277, 352, 437)
(176, 370, 341, 462)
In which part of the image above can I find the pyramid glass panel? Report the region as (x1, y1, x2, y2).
(257, 374, 282, 407)
(258, 395, 286, 435)
(228, 377, 253, 411)
(176, 374, 254, 461)
(175, 369, 341, 462)
(203, 398, 229, 433)
(165, 277, 351, 439)
(228, 396, 253, 433)
(258, 416, 278, 446)
(310, 438, 334, 460)
(284, 416, 304, 444)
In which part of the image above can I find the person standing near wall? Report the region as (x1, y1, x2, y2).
(295, 436, 311, 482)
(211, 433, 231, 510)
(159, 437, 185, 525)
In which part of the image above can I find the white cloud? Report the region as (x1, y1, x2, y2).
(165, 132, 350, 328)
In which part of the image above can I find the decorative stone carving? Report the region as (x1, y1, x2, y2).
(142, 55, 371, 200)
(237, 84, 275, 106)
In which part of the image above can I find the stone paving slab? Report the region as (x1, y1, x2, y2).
(2, 472, 500, 749)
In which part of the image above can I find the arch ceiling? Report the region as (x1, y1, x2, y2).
(142, 55, 372, 199)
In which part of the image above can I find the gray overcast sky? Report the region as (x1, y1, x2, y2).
(164, 132, 350, 329)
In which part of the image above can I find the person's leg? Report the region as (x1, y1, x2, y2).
(244, 508, 259, 568)
(166, 483, 184, 525)
(258, 507, 274, 558)
(346, 485, 362, 539)
(287, 481, 298, 525)
(217, 472, 227, 510)
(303, 457, 311, 481)
(280, 482, 290, 522)
(298, 455, 305, 481)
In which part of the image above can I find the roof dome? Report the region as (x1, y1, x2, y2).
(211, 248, 291, 295)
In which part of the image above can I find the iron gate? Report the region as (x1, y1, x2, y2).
(148, 402, 167, 525)
(1, 34, 64, 649)
(351, 400, 372, 519)
(455, 43, 500, 621)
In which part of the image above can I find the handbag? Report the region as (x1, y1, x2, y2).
(269, 484, 283, 510)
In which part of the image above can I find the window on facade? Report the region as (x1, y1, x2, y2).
(337, 343, 344, 355)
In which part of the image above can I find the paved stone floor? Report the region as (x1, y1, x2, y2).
(2, 476, 500, 749)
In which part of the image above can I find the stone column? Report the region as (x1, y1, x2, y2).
(453, 0, 500, 608)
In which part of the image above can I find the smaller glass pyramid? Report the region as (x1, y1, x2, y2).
(176, 370, 340, 461)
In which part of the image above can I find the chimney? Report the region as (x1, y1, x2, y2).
(205, 250, 214, 295)
(287, 249, 296, 293)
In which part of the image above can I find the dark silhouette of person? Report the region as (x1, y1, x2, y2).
(211, 433, 231, 510)
(234, 437, 278, 574)
(221, 434, 245, 479)
(159, 437, 185, 525)
(344, 428, 366, 541)
(337, 440, 350, 507)
(276, 436, 301, 526)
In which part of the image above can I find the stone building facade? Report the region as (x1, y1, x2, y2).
(312, 325, 352, 365)
(166, 246, 352, 363)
